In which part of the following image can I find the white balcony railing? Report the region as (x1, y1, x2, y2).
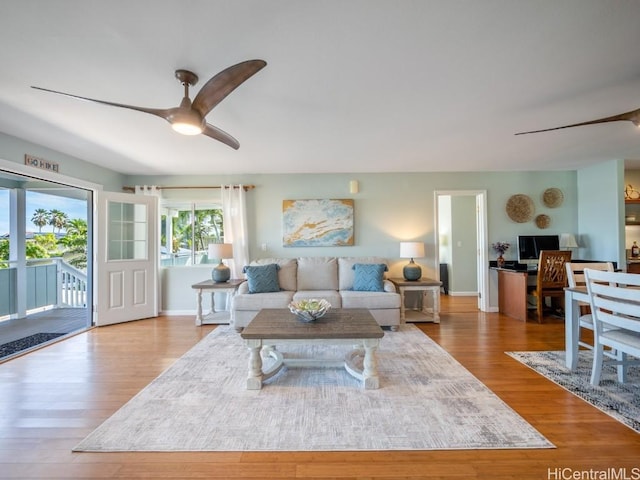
(1, 258, 87, 319)
(57, 259, 87, 308)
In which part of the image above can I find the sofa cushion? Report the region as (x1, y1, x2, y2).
(242, 264, 280, 293)
(233, 290, 295, 310)
(293, 290, 342, 308)
(249, 258, 297, 291)
(352, 263, 388, 292)
(338, 257, 388, 291)
(340, 289, 401, 309)
(297, 257, 338, 290)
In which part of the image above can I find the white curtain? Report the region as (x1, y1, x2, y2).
(222, 185, 249, 278)
(134, 185, 164, 261)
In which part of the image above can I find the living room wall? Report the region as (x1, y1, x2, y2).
(3, 132, 619, 314)
(126, 171, 580, 312)
(128, 171, 578, 262)
(0, 132, 125, 191)
(577, 159, 626, 269)
(0, 133, 583, 268)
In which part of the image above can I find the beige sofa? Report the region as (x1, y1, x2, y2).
(231, 256, 401, 331)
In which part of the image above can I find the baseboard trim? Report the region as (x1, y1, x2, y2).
(160, 310, 196, 316)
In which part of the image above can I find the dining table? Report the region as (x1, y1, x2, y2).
(564, 286, 589, 371)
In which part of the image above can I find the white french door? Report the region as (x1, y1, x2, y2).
(95, 190, 158, 326)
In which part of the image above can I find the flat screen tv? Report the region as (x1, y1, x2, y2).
(517, 235, 560, 266)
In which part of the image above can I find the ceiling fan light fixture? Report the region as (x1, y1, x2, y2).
(171, 121, 203, 135)
(169, 110, 204, 135)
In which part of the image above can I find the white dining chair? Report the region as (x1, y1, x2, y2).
(565, 262, 614, 351)
(584, 269, 640, 386)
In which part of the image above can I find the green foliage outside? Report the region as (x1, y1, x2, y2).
(58, 218, 88, 269)
(0, 214, 87, 270)
(0, 239, 7, 267)
(31, 208, 49, 233)
(162, 208, 223, 253)
(49, 209, 69, 234)
(4, 205, 219, 270)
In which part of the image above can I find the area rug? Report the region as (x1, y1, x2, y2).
(74, 325, 553, 452)
(507, 350, 640, 434)
(0, 332, 65, 358)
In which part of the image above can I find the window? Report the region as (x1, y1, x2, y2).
(108, 201, 147, 261)
(160, 200, 224, 266)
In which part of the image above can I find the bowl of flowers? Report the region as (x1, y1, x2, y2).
(288, 299, 331, 322)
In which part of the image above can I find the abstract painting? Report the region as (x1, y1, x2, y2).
(282, 199, 354, 247)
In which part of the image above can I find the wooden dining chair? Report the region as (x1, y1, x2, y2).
(528, 250, 572, 322)
(584, 268, 640, 385)
(565, 262, 614, 350)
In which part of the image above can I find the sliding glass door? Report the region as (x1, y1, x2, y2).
(0, 169, 92, 359)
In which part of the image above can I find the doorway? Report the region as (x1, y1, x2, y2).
(0, 162, 94, 360)
(434, 190, 488, 312)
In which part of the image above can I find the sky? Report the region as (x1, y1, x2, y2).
(0, 190, 87, 235)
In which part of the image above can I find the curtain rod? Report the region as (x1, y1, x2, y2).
(122, 185, 255, 193)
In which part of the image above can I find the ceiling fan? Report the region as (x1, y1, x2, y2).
(515, 106, 640, 135)
(32, 59, 267, 149)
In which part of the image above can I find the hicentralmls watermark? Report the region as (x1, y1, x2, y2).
(548, 467, 640, 480)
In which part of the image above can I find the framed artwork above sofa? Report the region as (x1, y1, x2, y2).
(282, 198, 354, 247)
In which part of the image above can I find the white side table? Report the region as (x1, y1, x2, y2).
(389, 277, 442, 324)
(191, 279, 244, 325)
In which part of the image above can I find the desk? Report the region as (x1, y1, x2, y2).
(388, 277, 442, 323)
(191, 279, 244, 325)
(495, 268, 529, 322)
(564, 286, 588, 371)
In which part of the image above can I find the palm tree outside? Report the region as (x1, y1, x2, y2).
(163, 207, 223, 265)
(49, 209, 69, 234)
(58, 218, 88, 269)
(31, 208, 50, 233)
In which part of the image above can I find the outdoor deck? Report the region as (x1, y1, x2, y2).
(0, 308, 90, 361)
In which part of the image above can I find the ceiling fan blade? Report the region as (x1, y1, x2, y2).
(192, 59, 267, 118)
(515, 107, 640, 135)
(31, 86, 172, 119)
(202, 123, 240, 150)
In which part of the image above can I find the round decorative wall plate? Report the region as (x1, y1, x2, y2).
(535, 214, 550, 229)
(506, 194, 534, 223)
(543, 188, 563, 208)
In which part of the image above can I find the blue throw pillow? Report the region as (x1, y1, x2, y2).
(242, 264, 281, 293)
(352, 263, 387, 292)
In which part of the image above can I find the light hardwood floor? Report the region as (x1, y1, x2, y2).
(1, 297, 639, 479)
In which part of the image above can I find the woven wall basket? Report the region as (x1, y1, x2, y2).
(542, 188, 563, 208)
(506, 194, 534, 223)
(535, 214, 550, 229)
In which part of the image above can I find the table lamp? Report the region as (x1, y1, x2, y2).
(208, 243, 233, 282)
(559, 233, 579, 254)
(400, 241, 425, 281)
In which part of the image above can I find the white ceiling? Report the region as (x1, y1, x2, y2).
(1, 1, 640, 176)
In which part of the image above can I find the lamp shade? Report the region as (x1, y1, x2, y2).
(559, 234, 579, 249)
(400, 241, 425, 259)
(400, 241, 424, 281)
(208, 243, 233, 260)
